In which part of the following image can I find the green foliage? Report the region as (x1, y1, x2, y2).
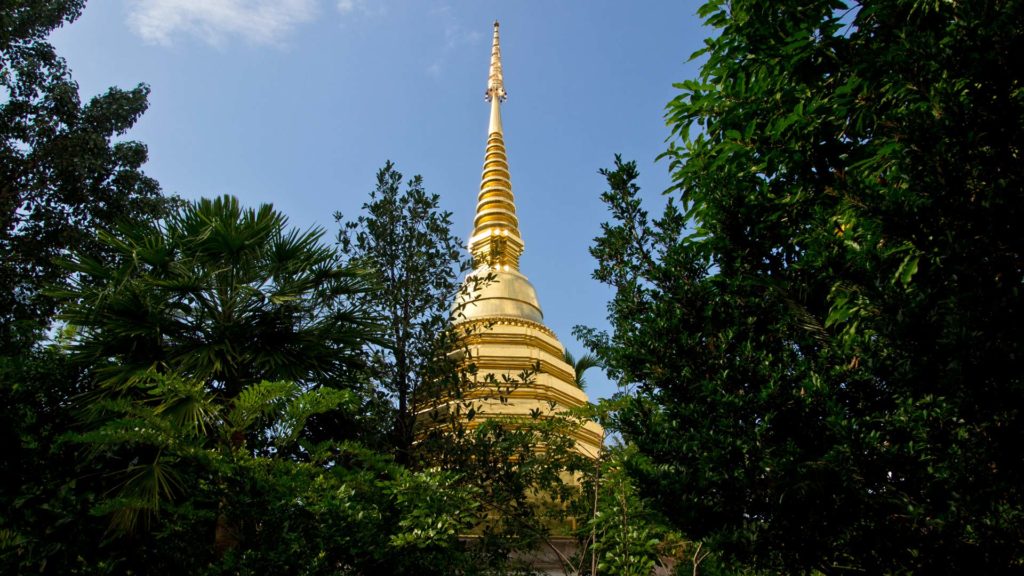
(568, 400, 723, 576)
(0, 0, 169, 349)
(1, 6, 170, 563)
(56, 195, 376, 398)
(564, 349, 601, 390)
(578, 446, 678, 576)
(416, 363, 597, 573)
(387, 469, 480, 549)
(580, 1, 1024, 573)
(18, 193, 392, 567)
(71, 370, 351, 533)
(61, 385, 488, 575)
(203, 446, 486, 576)
(0, 344, 115, 575)
(335, 161, 472, 458)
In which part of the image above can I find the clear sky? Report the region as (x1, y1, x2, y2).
(50, 1, 709, 402)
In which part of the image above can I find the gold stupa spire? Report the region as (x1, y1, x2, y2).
(486, 20, 507, 104)
(437, 21, 605, 464)
(470, 20, 523, 271)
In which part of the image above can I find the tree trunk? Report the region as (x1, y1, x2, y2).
(213, 497, 241, 557)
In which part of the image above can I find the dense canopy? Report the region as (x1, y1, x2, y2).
(580, 0, 1024, 573)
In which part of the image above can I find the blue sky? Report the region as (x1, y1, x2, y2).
(50, 1, 709, 402)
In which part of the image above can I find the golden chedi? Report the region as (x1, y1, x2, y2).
(450, 21, 603, 459)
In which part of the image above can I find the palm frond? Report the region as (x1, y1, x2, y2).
(275, 387, 356, 446)
(226, 380, 298, 436)
(151, 374, 218, 438)
(104, 457, 184, 533)
(564, 349, 602, 390)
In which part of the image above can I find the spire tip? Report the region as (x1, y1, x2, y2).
(486, 20, 507, 102)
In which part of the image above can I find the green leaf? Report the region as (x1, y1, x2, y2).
(896, 254, 920, 286)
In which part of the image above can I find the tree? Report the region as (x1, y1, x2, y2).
(577, 445, 684, 576)
(53, 195, 382, 539)
(44, 195, 390, 564)
(564, 349, 601, 390)
(0, 0, 168, 350)
(57, 195, 376, 400)
(57, 369, 485, 575)
(0, 340, 113, 575)
(210, 445, 483, 576)
(335, 161, 470, 459)
(35, 193, 516, 574)
(75, 373, 354, 532)
(567, 397, 722, 576)
(1, 3, 171, 569)
(579, 1, 1024, 571)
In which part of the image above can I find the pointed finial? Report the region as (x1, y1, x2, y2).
(486, 20, 507, 102)
(471, 20, 522, 270)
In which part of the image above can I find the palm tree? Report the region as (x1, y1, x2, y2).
(76, 372, 351, 534)
(564, 349, 601, 390)
(56, 195, 380, 544)
(57, 195, 379, 396)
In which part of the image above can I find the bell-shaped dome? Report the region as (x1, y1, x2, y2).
(453, 266, 543, 324)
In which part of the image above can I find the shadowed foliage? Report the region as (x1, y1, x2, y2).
(579, 1, 1024, 572)
(0, 0, 169, 350)
(56, 195, 378, 398)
